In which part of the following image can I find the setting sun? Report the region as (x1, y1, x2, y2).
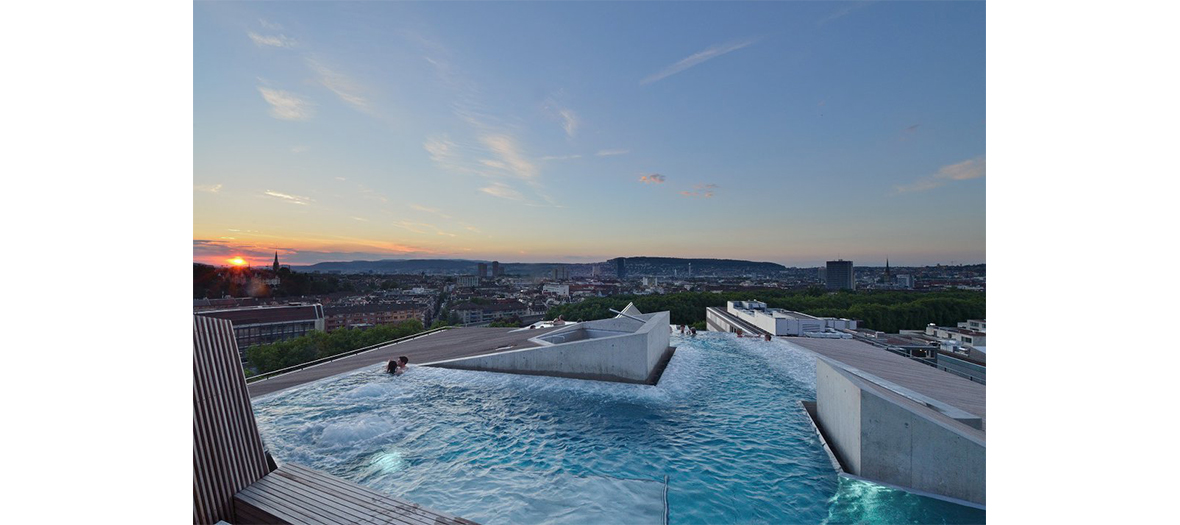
(227, 257, 247, 267)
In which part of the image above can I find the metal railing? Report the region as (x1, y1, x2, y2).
(245, 326, 454, 383)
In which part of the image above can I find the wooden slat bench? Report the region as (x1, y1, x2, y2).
(233, 463, 479, 525)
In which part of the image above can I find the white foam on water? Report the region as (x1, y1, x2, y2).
(364, 450, 407, 476)
(316, 413, 403, 450)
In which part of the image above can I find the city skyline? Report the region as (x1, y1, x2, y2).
(195, 2, 985, 268)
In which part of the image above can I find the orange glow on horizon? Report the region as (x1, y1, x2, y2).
(227, 256, 248, 267)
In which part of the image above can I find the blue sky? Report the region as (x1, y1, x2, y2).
(194, 1, 985, 267)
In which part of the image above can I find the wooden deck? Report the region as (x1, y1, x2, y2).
(234, 463, 479, 525)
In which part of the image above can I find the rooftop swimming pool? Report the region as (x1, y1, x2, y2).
(252, 332, 985, 524)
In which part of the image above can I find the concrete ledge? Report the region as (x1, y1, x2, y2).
(799, 400, 845, 473)
(645, 346, 676, 386)
(814, 358, 986, 506)
(427, 309, 673, 384)
(799, 399, 986, 511)
(429, 346, 676, 385)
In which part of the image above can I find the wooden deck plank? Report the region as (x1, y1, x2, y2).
(247, 481, 354, 525)
(249, 473, 385, 525)
(234, 490, 311, 525)
(232, 498, 284, 525)
(234, 463, 478, 525)
(272, 466, 446, 525)
(238, 486, 332, 525)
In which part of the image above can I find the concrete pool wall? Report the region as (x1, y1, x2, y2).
(814, 358, 986, 507)
(426, 309, 672, 384)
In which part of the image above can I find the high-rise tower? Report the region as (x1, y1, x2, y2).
(825, 260, 854, 291)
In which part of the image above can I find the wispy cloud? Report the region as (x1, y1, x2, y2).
(423, 135, 479, 174)
(639, 173, 666, 184)
(195, 184, 223, 193)
(410, 33, 558, 207)
(410, 204, 453, 220)
(540, 154, 582, 161)
(480, 134, 537, 180)
(480, 182, 524, 201)
(424, 135, 457, 164)
(558, 108, 579, 138)
(305, 58, 370, 113)
(248, 32, 298, 48)
(641, 38, 757, 85)
(193, 237, 443, 266)
(263, 190, 312, 205)
(596, 149, 629, 157)
(257, 87, 314, 120)
(818, 1, 878, 27)
(680, 183, 718, 198)
(543, 95, 580, 138)
(390, 221, 437, 235)
(893, 157, 986, 194)
(357, 185, 389, 203)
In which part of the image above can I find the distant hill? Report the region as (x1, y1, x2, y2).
(620, 257, 787, 276)
(291, 259, 483, 274)
(291, 256, 787, 276)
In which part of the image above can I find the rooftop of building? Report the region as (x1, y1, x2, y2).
(196, 303, 322, 324)
(452, 301, 528, 311)
(323, 303, 424, 315)
(729, 301, 822, 321)
(789, 337, 986, 428)
(935, 326, 987, 337)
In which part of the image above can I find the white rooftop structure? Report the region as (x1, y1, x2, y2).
(726, 300, 856, 336)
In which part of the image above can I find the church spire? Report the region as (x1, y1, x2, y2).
(273, 252, 280, 272)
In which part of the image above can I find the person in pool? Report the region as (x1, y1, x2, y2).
(385, 356, 409, 375)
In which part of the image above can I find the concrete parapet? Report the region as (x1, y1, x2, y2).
(427, 310, 673, 384)
(814, 358, 986, 507)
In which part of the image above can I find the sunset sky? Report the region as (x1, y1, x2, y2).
(194, 1, 985, 268)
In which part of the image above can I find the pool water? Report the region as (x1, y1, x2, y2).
(252, 332, 985, 524)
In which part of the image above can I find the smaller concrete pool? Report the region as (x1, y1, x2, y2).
(534, 326, 631, 344)
(252, 333, 985, 524)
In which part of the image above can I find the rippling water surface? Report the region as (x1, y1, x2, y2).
(253, 332, 985, 524)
